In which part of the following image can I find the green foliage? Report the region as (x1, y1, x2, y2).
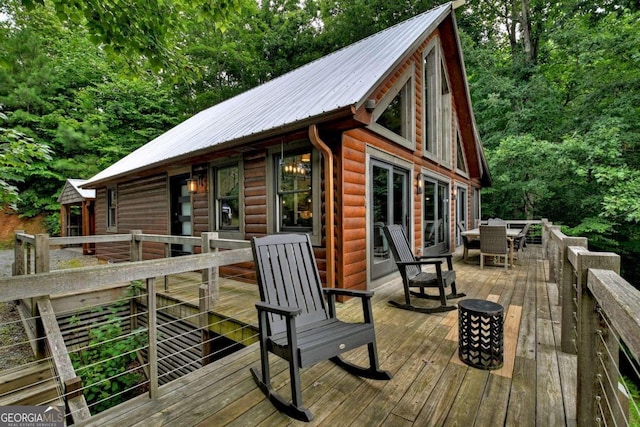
(21, 0, 247, 72)
(43, 211, 60, 236)
(69, 305, 147, 414)
(0, 109, 52, 209)
(624, 376, 640, 426)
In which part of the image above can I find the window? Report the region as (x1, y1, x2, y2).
(424, 48, 437, 155)
(456, 128, 467, 174)
(215, 165, 240, 230)
(441, 63, 452, 165)
(423, 41, 453, 167)
(277, 150, 313, 232)
(106, 186, 117, 231)
(369, 69, 415, 149)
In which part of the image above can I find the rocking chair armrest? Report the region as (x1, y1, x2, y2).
(323, 288, 374, 300)
(323, 288, 375, 322)
(396, 260, 443, 267)
(416, 254, 453, 262)
(255, 301, 302, 318)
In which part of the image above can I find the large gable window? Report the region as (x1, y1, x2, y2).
(424, 41, 453, 168)
(369, 68, 415, 150)
(455, 127, 468, 175)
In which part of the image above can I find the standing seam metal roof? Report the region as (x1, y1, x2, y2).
(85, 3, 452, 186)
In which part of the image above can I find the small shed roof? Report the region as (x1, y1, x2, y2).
(86, 3, 471, 186)
(57, 179, 96, 205)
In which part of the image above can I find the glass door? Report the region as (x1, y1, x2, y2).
(370, 160, 409, 280)
(170, 174, 193, 256)
(455, 186, 467, 246)
(423, 179, 450, 255)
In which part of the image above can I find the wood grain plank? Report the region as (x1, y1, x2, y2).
(442, 368, 489, 426)
(492, 304, 522, 379)
(505, 356, 536, 427)
(473, 374, 512, 426)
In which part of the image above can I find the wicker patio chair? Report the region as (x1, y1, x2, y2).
(479, 225, 510, 270)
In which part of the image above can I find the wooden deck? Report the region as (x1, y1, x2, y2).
(80, 245, 577, 426)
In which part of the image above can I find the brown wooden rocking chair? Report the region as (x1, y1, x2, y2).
(383, 224, 465, 313)
(250, 234, 392, 422)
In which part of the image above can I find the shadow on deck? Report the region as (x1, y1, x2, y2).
(80, 245, 576, 426)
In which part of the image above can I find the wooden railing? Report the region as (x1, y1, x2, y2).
(3, 232, 252, 424)
(543, 220, 640, 426)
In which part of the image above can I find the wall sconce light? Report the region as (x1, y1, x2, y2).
(416, 173, 424, 194)
(452, 186, 458, 200)
(186, 177, 198, 194)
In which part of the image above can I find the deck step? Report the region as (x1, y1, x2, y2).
(0, 360, 60, 406)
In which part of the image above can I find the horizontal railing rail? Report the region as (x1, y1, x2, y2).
(542, 220, 640, 426)
(2, 234, 254, 424)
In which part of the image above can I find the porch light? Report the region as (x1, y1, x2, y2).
(186, 177, 198, 194)
(416, 173, 424, 194)
(452, 186, 457, 200)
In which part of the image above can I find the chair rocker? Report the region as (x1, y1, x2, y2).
(383, 224, 465, 314)
(250, 234, 392, 422)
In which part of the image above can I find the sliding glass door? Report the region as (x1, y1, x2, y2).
(423, 178, 450, 255)
(370, 160, 409, 280)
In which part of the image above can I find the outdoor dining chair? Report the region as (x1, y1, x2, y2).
(479, 225, 510, 270)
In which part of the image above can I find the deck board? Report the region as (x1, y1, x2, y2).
(78, 246, 577, 427)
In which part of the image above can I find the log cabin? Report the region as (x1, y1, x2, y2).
(83, 2, 491, 291)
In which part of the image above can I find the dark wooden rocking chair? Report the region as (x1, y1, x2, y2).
(250, 234, 392, 422)
(383, 224, 465, 314)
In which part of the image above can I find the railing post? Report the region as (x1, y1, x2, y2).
(33, 234, 50, 318)
(12, 230, 25, 276)
(576, 251, 620, 426)
(201, 232, 219, 305)
(164, 243, 170, 291)
(34, 234, 50, 274)
(547, 225, 561, 284)
(541, 219, 550, 257)
(560, 238, 587, 354)
(146, 277, 158, 399)
(199, 285, 211, 366)
(130, 230, 143, 262)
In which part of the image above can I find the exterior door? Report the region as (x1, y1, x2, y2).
(455, 186, 467, 246)
(423, 179, 450, 255)
(170, 174, 193, 256)
(370, 160, 409, 280)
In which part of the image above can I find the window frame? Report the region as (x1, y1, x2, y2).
(367, 65, 416, 150)
(423, 39, 453, 169)
(210, 158, 244, 239)
(106, 186, 117, 232)
(267, 142, 321, 245)
(455, 123, 469, 177)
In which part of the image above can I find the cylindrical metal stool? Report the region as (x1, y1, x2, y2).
(458, 299, 504, 370)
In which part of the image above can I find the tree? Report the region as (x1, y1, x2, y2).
(0, 109, 52, 209)
(20, 0, 247, 71)
(1, 1, 185, 216)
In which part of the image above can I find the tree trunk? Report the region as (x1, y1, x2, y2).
(520, 0, 536, 64)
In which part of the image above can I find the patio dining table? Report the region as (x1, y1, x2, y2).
(461, 228, 521, 266)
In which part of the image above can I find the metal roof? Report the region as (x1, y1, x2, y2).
(85, 3, 452, 186)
